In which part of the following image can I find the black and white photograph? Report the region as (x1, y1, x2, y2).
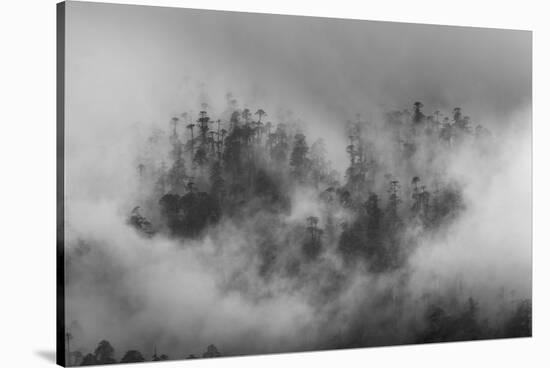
(56, 1, 533, 366)
(6, 1, 550, 368)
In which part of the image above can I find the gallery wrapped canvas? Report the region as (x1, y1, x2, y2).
(57, 1, 532, 366)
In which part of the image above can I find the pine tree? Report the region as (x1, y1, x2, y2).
(290, 133, 310, 182)
(94, 340, 116, 365)
(413, 101, 425, 124)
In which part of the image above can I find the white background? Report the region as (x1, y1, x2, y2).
(0, 0, 547, 367)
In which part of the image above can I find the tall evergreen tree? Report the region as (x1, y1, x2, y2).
(290, 133, 310, 182)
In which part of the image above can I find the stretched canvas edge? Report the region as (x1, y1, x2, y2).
(57, 1, 66, 367)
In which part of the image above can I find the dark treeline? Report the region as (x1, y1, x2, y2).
(67, 99, 530, 365)
(66, 337, 221, 366)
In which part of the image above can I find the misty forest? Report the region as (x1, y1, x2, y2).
(65, 97, 531, 365)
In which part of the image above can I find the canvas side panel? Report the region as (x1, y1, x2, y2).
(56, 2, 66, 366)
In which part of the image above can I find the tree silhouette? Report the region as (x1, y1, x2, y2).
(452, 107, 462, 122)
(120, 350, 145, 363)
(255, 109, 266, 123)
(202, 344, 221, 358)
(413, 101, 425, 123)
(290, 133, 310, 182)
(504, 299, 532, 337)
(197, 110, 211, 145)
(94, 340, 116, 364)
(242, 108, 251, 123)
(186, 123, 196, 156)
(80, 353, 98, 366)
(152, 347, 169, 361)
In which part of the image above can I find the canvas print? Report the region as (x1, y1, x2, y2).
(57, 1, 532, 366)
